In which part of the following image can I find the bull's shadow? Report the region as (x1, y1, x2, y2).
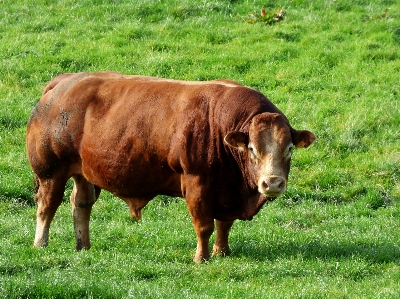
(228, 239, 400, 264)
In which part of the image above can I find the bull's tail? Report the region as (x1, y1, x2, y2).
(33, 174, 40, 202)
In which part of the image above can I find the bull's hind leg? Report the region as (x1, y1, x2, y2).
(70, 175, 99, 250)
(213, 220, 234, 256)
(34, 176, 67, 248)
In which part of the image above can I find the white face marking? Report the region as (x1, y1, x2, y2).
(252, 135, 289, 197)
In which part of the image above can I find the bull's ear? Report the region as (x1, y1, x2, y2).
(224, 131, 249, 152)
(293, 130, 316, 148)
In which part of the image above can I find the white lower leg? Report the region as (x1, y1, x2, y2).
(72, 205, 92, 250)
(70, 177, 95, 250)
(34, 221, 49, 247)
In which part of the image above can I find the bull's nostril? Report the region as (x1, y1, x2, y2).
(262, 181, 269, 191)
(259, 176, 286, 195)
(277, 179, 284, 189)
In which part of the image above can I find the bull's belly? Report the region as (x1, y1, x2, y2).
(80, 159, 182, 199)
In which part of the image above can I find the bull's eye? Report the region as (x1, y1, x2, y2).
(286, 144, 294, 158)
(248, 146, 258, 161)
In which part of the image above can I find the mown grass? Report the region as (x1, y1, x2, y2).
(0, 0, 399, 298)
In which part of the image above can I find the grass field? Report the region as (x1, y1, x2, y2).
(1, 0, 399, 298)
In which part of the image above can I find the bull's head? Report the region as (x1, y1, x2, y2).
(224, 112, 315, 198)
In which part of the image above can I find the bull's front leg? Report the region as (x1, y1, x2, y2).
(183, 175, 214, 263)
(192, 215, 214, 263)
(189, 212, 214, 263)
(213, 220, 234, 256)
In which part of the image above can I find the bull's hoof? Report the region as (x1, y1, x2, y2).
(212, 244, 230, 257)
(193, 257, 209, 263)
(75, 238, 91, 251)
(193, 253, 210, 263)
(33, 240, 48, 248)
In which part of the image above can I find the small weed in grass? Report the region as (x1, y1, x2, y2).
(246, 6, 286, 25)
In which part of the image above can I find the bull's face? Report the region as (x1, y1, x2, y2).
(224, 112, 315, 198)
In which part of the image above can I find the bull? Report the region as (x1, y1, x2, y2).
(26, 72, 315, 262)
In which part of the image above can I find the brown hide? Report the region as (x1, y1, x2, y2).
(27, 71, 315, 262)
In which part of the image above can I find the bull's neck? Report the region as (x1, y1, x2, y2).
(226, 145, 258, 197)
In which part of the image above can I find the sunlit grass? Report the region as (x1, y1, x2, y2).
(0, 0, 399, 298)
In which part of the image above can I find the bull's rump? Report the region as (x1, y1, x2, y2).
(27, 72, 243, 198)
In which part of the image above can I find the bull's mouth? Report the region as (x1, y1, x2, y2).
(262, 192, 282, 200)
(260, 187, 286, 199)
(265, 195, 280, 201)
(257, 192, 282, 202)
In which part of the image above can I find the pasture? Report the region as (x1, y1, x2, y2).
(0, 0, 399, 298)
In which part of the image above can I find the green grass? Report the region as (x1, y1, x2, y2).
(1, 0, 399, 298)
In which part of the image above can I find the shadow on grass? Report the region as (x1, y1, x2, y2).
(232, 239, 400, 264)
(0, 189, 35, 206)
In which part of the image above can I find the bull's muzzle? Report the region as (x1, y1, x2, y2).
(258, 176, 286, 197)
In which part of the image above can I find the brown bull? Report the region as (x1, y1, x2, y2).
(26, 72, 315, 263)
